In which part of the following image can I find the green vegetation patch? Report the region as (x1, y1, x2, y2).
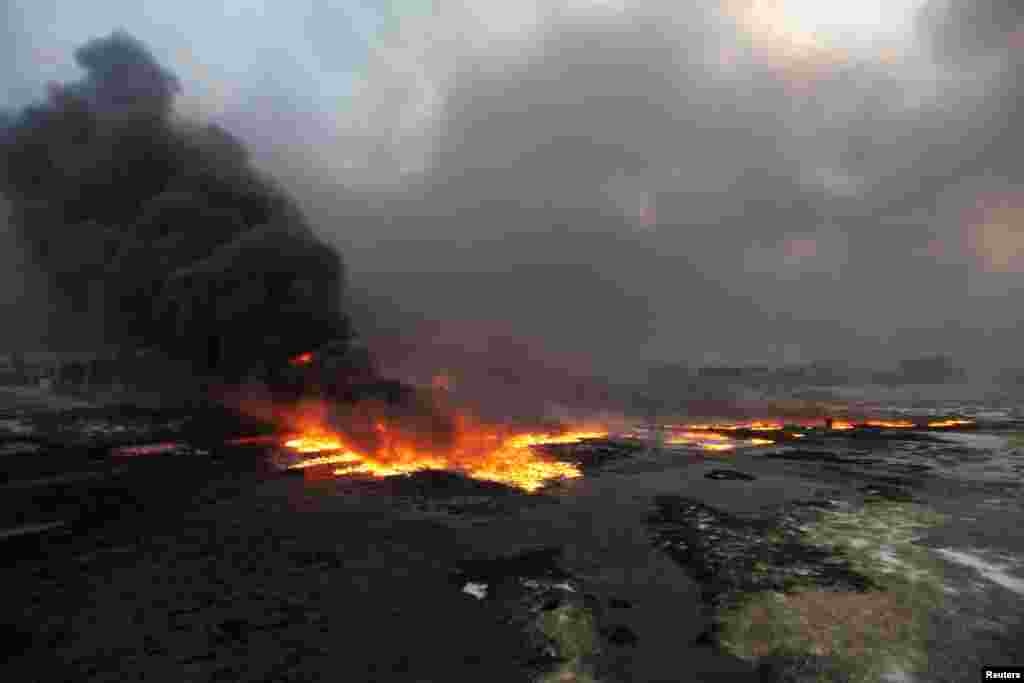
(537, 604, 602, 661)
(718, 502, 947, 682)
(533, 603, 603, 683)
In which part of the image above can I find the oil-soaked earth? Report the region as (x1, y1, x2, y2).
(2, 386, 1023, 682)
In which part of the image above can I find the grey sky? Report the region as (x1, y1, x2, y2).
(4, 1, 1024, 378)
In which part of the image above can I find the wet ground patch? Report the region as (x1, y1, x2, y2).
(841, 429, 948, 443)
(761, 449, 883, 467)
(538, 438, 646, 472)
(759, 441, 949, 493)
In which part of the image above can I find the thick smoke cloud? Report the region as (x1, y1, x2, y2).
(277, 0, 1024, 379)
(0, 31, 350, 378)
(921, 0, 1024, 63)
(6, 1, 1024, 392)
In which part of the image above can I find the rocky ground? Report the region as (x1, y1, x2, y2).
(2, 386, 1023, 682)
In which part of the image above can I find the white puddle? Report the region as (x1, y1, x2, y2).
(934, 548, 1024, 596)
(877, 545, 905, 570)
(934, 432, 1008, 451)
(462, 582, 488, 600)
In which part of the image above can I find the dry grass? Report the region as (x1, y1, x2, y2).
(717, 501, 948, 681)
(739, 590, 915, 658)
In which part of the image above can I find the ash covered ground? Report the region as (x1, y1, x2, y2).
(2, 385, 1022, 683)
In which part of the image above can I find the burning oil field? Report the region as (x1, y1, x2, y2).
(4, 17, 1024, 683)
(5, 392, 1021, 683)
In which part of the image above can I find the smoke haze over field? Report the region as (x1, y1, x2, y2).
(4, 1, 1024, 382)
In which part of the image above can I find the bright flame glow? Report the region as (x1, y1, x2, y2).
(280, 414, 601, 492)
(829, 420, 855, 431)
(666, 431, 741, 451)
(289, 351, 314, 366)
(672, 421, 783, 432)
(286, 452, 363, 469)
(284, 434, 348, 453)
(865, 420, 915, 429)
(664, 421, 790, 451)
(927, 419, 976, 428)
(506, 430, 607, 449)
(668, 431, 732, 443)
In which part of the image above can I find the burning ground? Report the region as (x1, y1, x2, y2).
(3, 384, 1024, 683)
(269, 401, 601, 493)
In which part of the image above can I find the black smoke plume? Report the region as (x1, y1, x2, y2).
(0, 31, 351, 383)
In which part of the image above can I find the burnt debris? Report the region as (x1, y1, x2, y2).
(705, 469, 758, 481)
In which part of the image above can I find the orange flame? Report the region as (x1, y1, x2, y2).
(289, 351, 314, 366)
(747, 421, 784, 432)
(284, 433, 349, 454)
(829, 420, 855, 431)
(278, 407, 600, 492)
(865, 420, 915, 429)
(668, 431, 732, 442)
(672, 421, 784, 432)
(665, 431, 754, 452)
(505, 430, 607, 449)
(926, 418, 975, 428)
(663, 421, 792, 451)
